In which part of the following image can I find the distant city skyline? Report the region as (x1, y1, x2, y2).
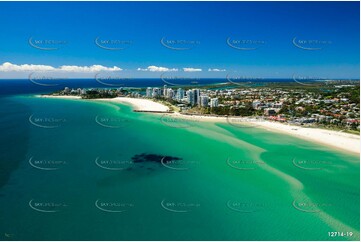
(0, 1, 359, 79)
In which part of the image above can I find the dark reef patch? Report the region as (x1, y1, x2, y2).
(96, 153, 183, 187)
(131, 153, 182, 164)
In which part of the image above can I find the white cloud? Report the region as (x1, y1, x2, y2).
(137, 66, 178, 72)
(59, 65, 121, 72)
(0, 62, 56, 72)
(183, 67, 202, 72)
(208, 68, 226, 72)
(0, 62, 122, 72)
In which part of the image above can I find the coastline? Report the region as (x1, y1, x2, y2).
(37, 95, 360, 154)
(95, 97, 170, 112)
(171, 112, 360, 155)
(250, 120, 360, 155)
(37, 94, 81, 100)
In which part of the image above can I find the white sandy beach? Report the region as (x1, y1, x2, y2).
(38, 95, 81, 99)
(97, 97, 170, 112)
(104, 98, 360, 154)
(171, 112, 360, 154)
(38, 95, 169, 111)
(253, 120, 360, 154)
(37, 95, 359, 154)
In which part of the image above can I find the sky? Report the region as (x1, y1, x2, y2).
(0, 1, 359, 79)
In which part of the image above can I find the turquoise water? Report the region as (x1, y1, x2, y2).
(0, 95, 359, 240)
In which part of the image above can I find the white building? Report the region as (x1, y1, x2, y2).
(186, 89, 200, 106)
(252, 100, 261, 109)
(166, 88, 174, 99)
(152, 88, 161, 97)
(210, 98, 219, 108)
(146, 87, 152, 97)
(193, 89, 200, 106)
(186, 90, 193, 104)
(199, 95, 209, 107)
(176, 88, 184, 101)
(163, 85, 168, 96)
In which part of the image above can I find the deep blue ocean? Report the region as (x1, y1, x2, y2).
(0, 78, 298, 96)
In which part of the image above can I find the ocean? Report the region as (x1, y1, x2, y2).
(0, 80, 359, 240)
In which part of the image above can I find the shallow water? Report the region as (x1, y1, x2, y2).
(0, 95, 359, 240)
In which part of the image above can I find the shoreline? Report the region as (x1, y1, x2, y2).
(251, 120, 360, 155)
(95, 97, 170, 112)
(39, 95, 170, 112)
(37, 95, 360, 154)
(37, 94, 81, 99)
(170, 112, 360, 155)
